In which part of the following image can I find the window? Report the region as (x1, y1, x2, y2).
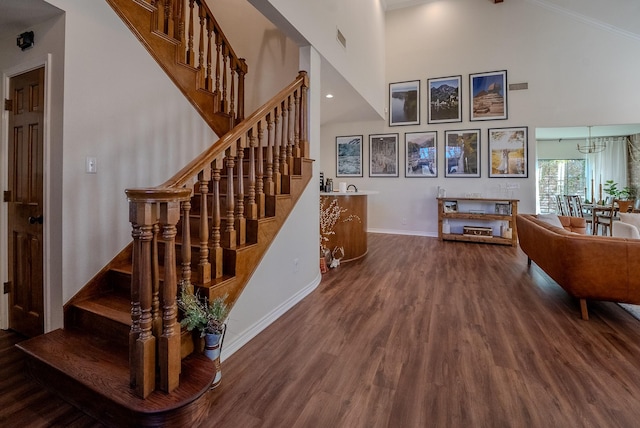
(538, 159, 586, 213)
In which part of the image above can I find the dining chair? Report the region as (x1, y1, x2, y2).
(595, 198, 620, 236)
(555, 195, 568, 216)
(568, 195, 592, 232)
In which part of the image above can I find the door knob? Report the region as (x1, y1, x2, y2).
(28, 215, 43, 225)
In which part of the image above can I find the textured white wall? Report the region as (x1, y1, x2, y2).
(321, 0, 640, 236)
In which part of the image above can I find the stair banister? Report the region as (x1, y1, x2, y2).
(125, 71, 308, 398)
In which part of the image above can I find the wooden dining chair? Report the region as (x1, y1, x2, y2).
(568, 195, 592, 232)
(595, 198, 619, 236)
(555, 195, 568, 216)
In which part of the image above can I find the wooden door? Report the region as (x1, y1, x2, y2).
(7, 67, 45, 337)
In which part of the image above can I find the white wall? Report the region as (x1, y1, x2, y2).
(321, 0, 640, 236)
(250, 0, 387, 118)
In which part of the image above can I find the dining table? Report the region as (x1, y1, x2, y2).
(582, 203, 613, 235)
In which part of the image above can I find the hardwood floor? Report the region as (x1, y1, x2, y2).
(4, 233, 640, 427)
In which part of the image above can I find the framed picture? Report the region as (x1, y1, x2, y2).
(389, 80, 420, 126)
(469, 70, 507, 121)
(427, 75, 462, 124)
(369, 133, 399, 177)
(405, 131, 437, 177)
(336, 135, 363, 177)
(488, 126, 528, 178)
(444, 129, 481, 178)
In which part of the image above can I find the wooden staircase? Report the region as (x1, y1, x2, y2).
(16, 0, 313, 426)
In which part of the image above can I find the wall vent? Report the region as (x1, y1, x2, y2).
(336, 28, 346, 49)
(509, 82, 528, 91)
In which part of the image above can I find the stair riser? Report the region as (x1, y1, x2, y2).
(67, 307, 130, 349)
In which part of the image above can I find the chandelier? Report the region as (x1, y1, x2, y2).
(577, 126, 606, 154)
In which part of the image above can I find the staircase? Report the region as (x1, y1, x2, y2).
(16, 0, 312, 426)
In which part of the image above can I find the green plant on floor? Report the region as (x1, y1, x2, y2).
(177, 283, 229, 337)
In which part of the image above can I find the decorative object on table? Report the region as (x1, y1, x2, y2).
(443, 201, 458, 213)
(320, 197, 360, 269)
(488, 127, 528, 178)
(463, 226, 493, 237)
(177, 284, 229, 389)
(405, 131, 437, 177)
(324, 178, 333, 193)
(389, 80, 420, 126)
(336, 135, 363, 177)
(369, 133, 399, 177)
(444, 129, 480, 177)
(469, 70, 507, 121)
(427, 75, 462, 124)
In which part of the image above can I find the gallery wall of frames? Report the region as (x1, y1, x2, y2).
(335, 70, 528, 180)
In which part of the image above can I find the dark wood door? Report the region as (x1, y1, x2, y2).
(7, 67, 45, 337)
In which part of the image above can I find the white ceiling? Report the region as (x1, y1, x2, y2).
(0, 0, 63, 40)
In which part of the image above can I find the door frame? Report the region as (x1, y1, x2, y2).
(1, 54, 53, 332)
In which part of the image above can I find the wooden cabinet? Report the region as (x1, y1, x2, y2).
(436, 197, 518, 247)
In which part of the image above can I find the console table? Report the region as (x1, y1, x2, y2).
(437, 197, 518, 246)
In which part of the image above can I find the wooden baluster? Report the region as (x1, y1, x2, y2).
(222, 45, 228, 114)
(198, 6, 205, 75)
(175, 0, 185, 62)
(237, 59, 247, 122)
(165, 0, 174, 38)
(230, 64, 236, 125)
(265, 112, 275, 197)
(158, 200, 183, 393)
(129, 223, 142, 388)
(286, 95, 295, 175)
(256, 121, 265, 218)
(181, 198, 192, 284)
(186, 0, 195, 66)
(151, 224, 162, 341)
(235, 139, 246, 245)
(211, 159, 223, 277)
(126, 195, 158, 399)
(214, 31, 221, 110)
(205, 18, 213, 91)
(280, 100, 289, 177)
(221, 149, 236, 249)
(273, 106, 282, 195)
(246, 130, 257, 221)
(293, 89, 301, 160)
(299, 72, 309, 158)
(198, 169, 211, 284)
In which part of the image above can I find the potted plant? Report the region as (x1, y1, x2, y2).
(177, 283, 229, 389)
(603, 180, 636, 213)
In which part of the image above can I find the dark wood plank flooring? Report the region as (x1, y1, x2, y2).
(4, 233, 640, 427)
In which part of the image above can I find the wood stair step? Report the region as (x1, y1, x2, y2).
(17, 328, 216, 426)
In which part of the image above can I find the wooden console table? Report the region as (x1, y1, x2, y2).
(437, 197, 518, 247)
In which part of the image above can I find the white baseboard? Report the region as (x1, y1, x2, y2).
(220, 271, 322, 361)
(367, 228, 437, 238)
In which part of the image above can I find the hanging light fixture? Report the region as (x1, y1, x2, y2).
(577, 126, 606, 154)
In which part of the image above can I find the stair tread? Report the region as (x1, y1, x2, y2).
(73, 293, 132, 326)
(17, 328, 215, 413)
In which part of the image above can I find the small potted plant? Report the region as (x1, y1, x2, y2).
(604, 180, 636, 213)
(177, 283, 229, 388)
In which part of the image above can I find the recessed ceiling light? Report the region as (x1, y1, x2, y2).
(325, 94, 334, 99)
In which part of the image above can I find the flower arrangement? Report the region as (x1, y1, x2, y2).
(319, 197, 360, 268)
(177, 283, 229, 337)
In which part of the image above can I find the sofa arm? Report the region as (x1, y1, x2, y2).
(559, 216, 587, 234)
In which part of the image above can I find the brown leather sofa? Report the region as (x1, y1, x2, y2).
(516, 213, 640, 320)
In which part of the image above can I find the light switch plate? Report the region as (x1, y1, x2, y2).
(86, 156, 97, 174)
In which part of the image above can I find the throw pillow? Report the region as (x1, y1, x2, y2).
(537, 213, 563, 228)
(620, 213, 640, 232)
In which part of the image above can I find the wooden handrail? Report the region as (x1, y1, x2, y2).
(125, 71, 309, 398)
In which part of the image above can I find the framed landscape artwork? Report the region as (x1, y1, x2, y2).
(427, 75, 462, 124)
(405, 131, 437, 177)
(444, 129, 481, 178)
(488, 126, 528, 178)
(369, 133, 399, 177)
(336, 135, 363, 177)
(469, 70, 507, 121)
(389, 80, 420, 126)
